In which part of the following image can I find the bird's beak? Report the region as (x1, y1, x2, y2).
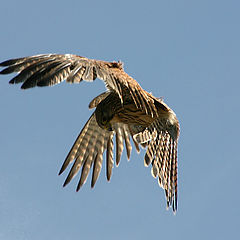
(105, 122, 113, 131)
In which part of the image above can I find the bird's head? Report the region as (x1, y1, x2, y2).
(95, 103, 114, 131)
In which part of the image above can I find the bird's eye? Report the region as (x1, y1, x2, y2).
(102, 116, 107, 125)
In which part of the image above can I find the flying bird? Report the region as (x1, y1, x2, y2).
(0, 53, 180, 212)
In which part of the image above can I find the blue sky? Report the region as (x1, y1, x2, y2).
(0, 0, 239, 239)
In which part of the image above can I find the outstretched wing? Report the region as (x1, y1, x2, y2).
(134, 109, 179, 212)
(0, 53, 156, 116)
(59, 112, 135, 190)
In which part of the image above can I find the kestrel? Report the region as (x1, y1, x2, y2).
(0, 53, 180, 212)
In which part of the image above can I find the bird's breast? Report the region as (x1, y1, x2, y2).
(111, 103, 154, 127)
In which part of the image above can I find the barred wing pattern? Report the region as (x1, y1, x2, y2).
(0, 54, 157, 116)
(59, 113, 135, 190)
(134, 118, 178, 212)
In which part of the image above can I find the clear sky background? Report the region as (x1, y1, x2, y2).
(0, 0, 239, 239)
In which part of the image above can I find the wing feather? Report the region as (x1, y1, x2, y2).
(0, 53, 158, 115)
(106, 133, 114, 181)
(132, 110, 179, 212)
(115, 126, 124, 166)
(59, 113, 111, 189)
(77, 155, 94, 191)
(66, 65, 84, 83)
(123, 126, 132, 160)
(0, 54, 58, 73)
(59, 112, 139, 190)
(91, 153, 103, 188)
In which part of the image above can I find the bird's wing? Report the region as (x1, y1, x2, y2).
(0, 54, 157, 115)
(133, 110, 179, 212)
(58, 112, 135, 190)
(88, 92, 111, 109)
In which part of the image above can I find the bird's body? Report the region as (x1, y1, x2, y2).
(0, 53, 180, 212)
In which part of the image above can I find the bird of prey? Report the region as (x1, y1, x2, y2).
(0, 53, 180, 212)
